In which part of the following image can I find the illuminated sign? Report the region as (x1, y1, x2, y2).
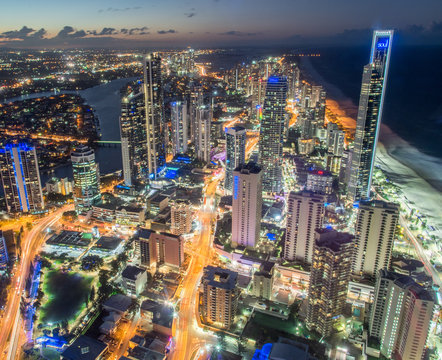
(233, 175, 239, 200)
(376, 38, 389, 49)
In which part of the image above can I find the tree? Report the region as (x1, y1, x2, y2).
(89, 286, 96, 302)
(237, 336, 247, 356)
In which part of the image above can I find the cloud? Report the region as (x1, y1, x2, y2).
(1, 26, 37, 39)
(157, 29, 177, 34)
(185, 12, 197, 18)
(98, 6, 141, 13)
(56, 26, 87, 38)
(218, 30, 259, 36)
(99, 27, 118, 35)
(128, 27, 149, 35)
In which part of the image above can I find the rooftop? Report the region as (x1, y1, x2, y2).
(122, 265, 146, 280)
(61, 335, 107, 360)
(203, 266, 238, 290)
(102, 294, 132, 313)
(234, 161, 261, 175)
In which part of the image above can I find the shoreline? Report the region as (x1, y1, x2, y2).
(299, 56, 442, 239)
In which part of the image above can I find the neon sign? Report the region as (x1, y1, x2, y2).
(376, 38, 389, 49)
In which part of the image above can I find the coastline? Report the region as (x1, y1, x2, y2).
(299, 56, 442, 239)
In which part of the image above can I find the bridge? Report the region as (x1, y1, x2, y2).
(94, 140, 121, 147)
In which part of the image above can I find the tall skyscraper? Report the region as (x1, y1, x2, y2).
(369, 270, 435, 360)
(202, 266, 239, 330)
(71, 145, 101, 213)
(306, 229, 354, 338)
(143, 53, 166, 179)
(0, 231, 9, 270)
(231, 162, 262, 248)
(120, 87, 146, 186)
(170, 202, 193, 235)
(348, 30, 394, 201)
(224, 126, 246, 193)
(0, 143, 44, 213)
(195, 107, 211, 162)
(284, 191, 326, 264)
(171, 101, 188, 156)
(352, 200, 399, 277)
(259, 75, 288, 193)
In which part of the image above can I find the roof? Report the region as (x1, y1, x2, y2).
(203, 266, 238, 290)
(138, 227, 154, 240)
(102, 294, 132, 313)
(315, 228, 354, 253)
(93, 236, 122, 251)
(234, 161, 261, 174)
(61, 335, 107, 360)
(140, 300, 174, 329)
(122, 265, 146, 280)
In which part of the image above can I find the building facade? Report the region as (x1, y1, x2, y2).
(231, 162, 262, 248)
(284, 191, 326, 264)
(352, 200, 399, 277)
(258, 76, 288, 193)
(171, 101, 188, 156)
(0, 143, 44, 213)
(170, 202, 193, 235)
(71, 145, 101, 213)
(224, 126, 246, 193)
(348, 30, 394, 201)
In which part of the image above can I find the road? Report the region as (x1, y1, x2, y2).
(171, 178, 219, 360)
(0, 205, 72, 359)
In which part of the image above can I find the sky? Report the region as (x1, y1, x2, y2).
(1, 0, 442, 48)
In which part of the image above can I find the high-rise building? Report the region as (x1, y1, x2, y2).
(120, 86, 146, 186)
(306, 229, 354, 338)
(171, 101, 188, 156)
(202, 266, 239, 329)
(195, 108, 211, 162)
(231, 162, 262, 248)
(259, 76, 288, 193)
(0, 231, 9, 271)
(224, 126, 246, 193)
(170, 202, 193, 235)
(71, 145, 101, 213)
(348, 30, 394, 201)
(137, 228, 184, 270)
(326, 123, 345, 157)
(368, 270, 435, 360)
(284, 191, 326, 264)
(0, 143, 44, 213)
(352, 200, 399, 277)
(143, 54, 166, 179)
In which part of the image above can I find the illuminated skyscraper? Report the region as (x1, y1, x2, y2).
(0, 143, 44, 213)
(231, 162, 262, 248)
(171, 101, 188, 156)
(120, 85, 146, 186)
(171, 202, 193, 235)
(306, 229, 354, 337)
(348, 30, 394, 201)
(143, 54, 166, 179)
(259, 76, 288, 193)
(195, 107, 211, 163)
(224, 126, 246, 193)
(0, 231, 8, 270)
(71, 145, 101, 212)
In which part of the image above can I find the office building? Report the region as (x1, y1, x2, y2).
(171, 101, 188, 156)
(171, 202, 193, 235)
(46, 177, 73, 195)
(352, 200, 399, 277)
(121, 265, 147, 297)
(306, 229, 354, 337)
(137, 228, 184, 270)
(120, 87, 146, 185)
(0, 143, 44, 213)
(0, 231, 8, 271)
(305, 169, 334, 195)
(284, 191, 326, 264)
(368, 269, 435, 359)
(71, 145, 101, 212)
(224, 126, 246, 193)
(143, 53, 166, 179)
(202, 266, 239, 329)
(348, 30, 394, 200)
(259, 76, 288, 193)
(231, 162, 262, 248)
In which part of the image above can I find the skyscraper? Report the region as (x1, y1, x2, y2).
(0, 231, 9, 271)
(195, 107, 211, 163)
(202, 266, 239, 330)
(224, 126, 246, 193)
(71, 145, 101, 213)
(284, 191, 326, 264)
(348, 30, 394, 201)
(170, 202, 193, 235)
(306, 229, 354, 338)
(171, 101, 188, 156)
(143, 53, 166, 179)
(259, 75, 288, 193)
(0, 143, 44, 213)
(352, 200, 399, 277)
(231, 162, 262, 248)
(369, 270, 435, 359)
(120, 86, 146, 186)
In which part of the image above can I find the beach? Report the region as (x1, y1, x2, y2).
(300, 56, 442, 240)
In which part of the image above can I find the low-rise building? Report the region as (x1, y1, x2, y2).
(115, 205, 145, 226)
(121, 265, 147, 297)
(61, 335, 108, 360)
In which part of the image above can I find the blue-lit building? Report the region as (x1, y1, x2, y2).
(252, 338, 315, 360)
(348, 30, 394, 201)
(0, 231, 8, 271)
(258, 75, 288, 193)
(0, 143, 44, 213)
(224, 126, 246, 193)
